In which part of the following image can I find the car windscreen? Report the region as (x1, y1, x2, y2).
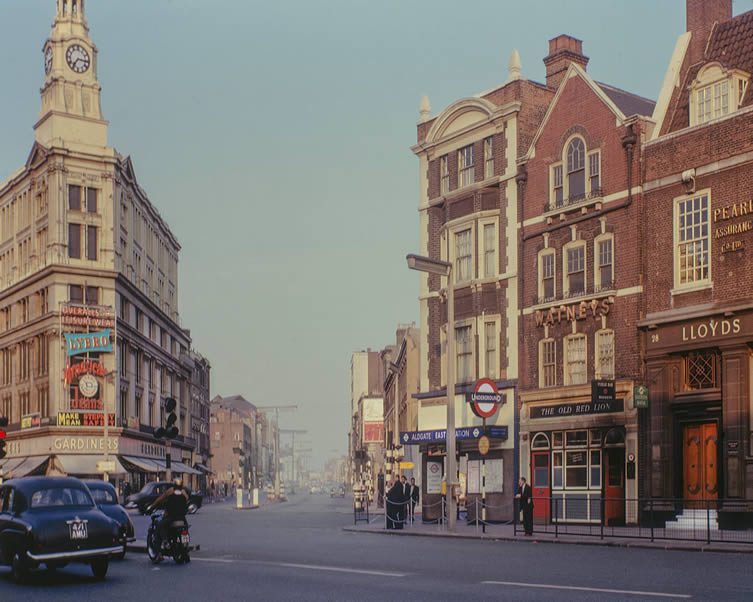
(89, 487, 117, 505)
(30, 487, 95, 509)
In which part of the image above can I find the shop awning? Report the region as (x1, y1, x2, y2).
(169, 461, 202, 475)
(55, 454, 127, 476)
(119, 455, 161, 473)
(2, 456, 49, 479)
(194, 463, 213, 474)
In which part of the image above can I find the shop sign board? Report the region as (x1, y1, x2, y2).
(57, 412, 115, 428)
(21, 413, 41, 429)
(478, 435, 490, 456)
(426, 459, 443, 494)
(400, 426, 508, 446)
(592, 379, 615, 403)
(64, 330, 113, 356)
(96, 460, 116, 473)
(530, 399, 624, 419)
(634, 384, 649, 409)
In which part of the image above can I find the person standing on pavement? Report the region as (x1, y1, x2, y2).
(409, 477, 419, 523)
(515, 476, 534, 535)
(385, 478, 402, 529)
(400, 475, 410, 524)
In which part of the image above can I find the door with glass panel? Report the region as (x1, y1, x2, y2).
(531, 451, 550, 522)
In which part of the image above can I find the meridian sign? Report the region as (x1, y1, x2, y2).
(466, 378, 504, 419)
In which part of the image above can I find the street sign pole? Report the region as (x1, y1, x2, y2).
(166, 439, 172, 482)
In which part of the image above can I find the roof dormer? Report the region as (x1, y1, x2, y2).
(689, 62, 750, 126)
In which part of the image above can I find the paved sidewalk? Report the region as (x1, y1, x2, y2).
(344, 514, 753, 554)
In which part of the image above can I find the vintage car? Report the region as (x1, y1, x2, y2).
(83, 480, 135, 559)
(0, 476, 122, 582)
(125, 481, 203, 514)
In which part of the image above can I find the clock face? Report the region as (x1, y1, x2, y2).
(44, 47, 53, 75)
(66, 44, 90, 74)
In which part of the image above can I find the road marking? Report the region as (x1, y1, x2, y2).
(482, 581, 691, 599)
(279, 563, 407, 577)
(193, 557, 406, 577)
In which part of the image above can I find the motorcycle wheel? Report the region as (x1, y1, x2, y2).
(146, 531, 161, 564)
(187, 503, 198, 515)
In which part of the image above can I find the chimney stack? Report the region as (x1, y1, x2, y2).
(543, 35, 589, 90)
(686, 0, 732, 66)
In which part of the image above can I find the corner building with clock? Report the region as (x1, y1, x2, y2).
(0, 0, 211, 492)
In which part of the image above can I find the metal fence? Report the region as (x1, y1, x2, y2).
(512, 497, 753, 544)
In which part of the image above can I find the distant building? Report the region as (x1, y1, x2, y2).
(209, 395, 258, 490)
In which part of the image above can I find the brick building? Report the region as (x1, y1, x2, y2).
(517, 36, 654, 524)
(640, 0, 753, 525)
(410, 51, 553, 522)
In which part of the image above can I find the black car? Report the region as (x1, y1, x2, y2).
(83, 480, 135, 559)
(0, 476, 122, 582)
(125, 481, 203, 514)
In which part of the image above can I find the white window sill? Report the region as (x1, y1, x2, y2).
(670, 282, 713, 296)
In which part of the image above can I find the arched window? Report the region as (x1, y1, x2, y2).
(567, 138, 586, 201)
(532, 433, 550, 449)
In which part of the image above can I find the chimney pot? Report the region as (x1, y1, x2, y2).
(686, 0, 732, 65)
(543, 34, 589, 90)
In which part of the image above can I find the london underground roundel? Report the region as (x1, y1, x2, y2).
(469, 378, 502, 419)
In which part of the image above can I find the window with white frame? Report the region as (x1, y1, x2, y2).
(550, 138, 601, 208)
(454, 228, 472, 283)
(456, 324, 473, 383)
(566, 138, 586, 201)
(484, 136, 494, 179)
(676, 193, 710, 287)
(483, 223, 496, 278)
(690, 64, 750, 126)
(539, 250, 556, 301)
(440, 154, 449, 195)
(595, 329, 614, 379)
(484, 321, 497, 380)
(552, 165, 564, 206)
(565, 334, 587, 385)
(458, 144, 474, 188)
(539, 338, 556, 388)
(588, 151, 600, 193)
(565, 244, 586, 296)
(596, 236, 613, 290)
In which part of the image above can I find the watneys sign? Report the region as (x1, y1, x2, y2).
(535, 297, 614, 327)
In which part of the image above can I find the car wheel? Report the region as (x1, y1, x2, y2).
(187, 503, 198, 515)
(12, 551, 30, 583)
(91, 557, 109, 580)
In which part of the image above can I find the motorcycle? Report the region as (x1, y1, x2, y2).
(146, 509, 191, 564)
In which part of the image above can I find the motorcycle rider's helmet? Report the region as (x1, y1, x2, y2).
(173, 477, 183, 488)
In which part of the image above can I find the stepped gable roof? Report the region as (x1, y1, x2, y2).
(596, 82, 656, 118)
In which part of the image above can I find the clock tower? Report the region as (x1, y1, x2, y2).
(35, 0, 108, 150)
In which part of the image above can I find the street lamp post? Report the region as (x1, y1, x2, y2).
(406, 253, 457, 532)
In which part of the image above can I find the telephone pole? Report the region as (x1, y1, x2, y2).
(256, 405, 297, 500)
(280, 429, 307, 490)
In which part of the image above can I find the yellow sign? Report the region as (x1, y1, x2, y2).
(478, 435, 491, 456)
(399, 461, 415, 469)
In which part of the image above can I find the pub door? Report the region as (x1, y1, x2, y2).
(683, 422, 718, 507)
(604, 448, 625, 526)
(531, 451, 550, 522)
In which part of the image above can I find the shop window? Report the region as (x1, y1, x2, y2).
(566, 430, 588, 447)
(552, 432, 563, 448)
(531, 433, 550, 449)
(553, 452, 563, 488)
(590, 450, 602, 488)
(589, 429, 602, 446)
(684, 350, 717, 390)
(565, 451, 588, 488)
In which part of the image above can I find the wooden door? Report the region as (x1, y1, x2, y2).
(531, 451, 550, 522)
(683, 423, 718, 506)
(604, 448, 625, 526)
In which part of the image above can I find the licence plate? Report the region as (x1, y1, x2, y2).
(68, 519, 89, 540)
(181, 534, 190, 545)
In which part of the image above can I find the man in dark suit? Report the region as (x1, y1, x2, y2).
(515, 476, 534, 535)
(408, 477, 420, 523)
(386, 477, 403, 529)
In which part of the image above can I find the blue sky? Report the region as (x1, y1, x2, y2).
(0, 1, 748, 468)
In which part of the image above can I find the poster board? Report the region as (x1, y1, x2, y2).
(426, 459, 443, 494)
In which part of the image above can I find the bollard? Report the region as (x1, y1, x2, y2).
(253, 487, 259, 507)
(236, 487, 243, 509)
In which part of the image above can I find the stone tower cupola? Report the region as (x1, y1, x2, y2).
(35, 0, 108, 149)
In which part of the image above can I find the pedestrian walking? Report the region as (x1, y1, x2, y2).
(515, 476, 534, 535)
(399, 475, 409, 525)
(386, 478, 403, 530)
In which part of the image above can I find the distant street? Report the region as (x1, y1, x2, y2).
(2, 493, 753, 600)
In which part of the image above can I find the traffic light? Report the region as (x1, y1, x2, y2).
(154, 397, 178, 440)
(0, 416, 8, 460)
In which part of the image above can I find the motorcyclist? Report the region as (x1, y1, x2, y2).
(147, 478, 190, 560)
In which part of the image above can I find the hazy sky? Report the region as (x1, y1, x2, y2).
(0, 1, 747, 469)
